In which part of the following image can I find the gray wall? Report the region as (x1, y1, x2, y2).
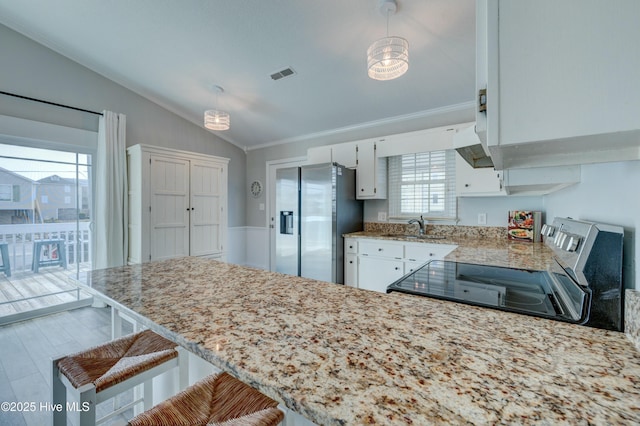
(545, 160, 640, 291)
(0, 23, 246, 227)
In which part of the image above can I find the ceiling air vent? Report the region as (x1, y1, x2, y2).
(270, 67, 296, 81)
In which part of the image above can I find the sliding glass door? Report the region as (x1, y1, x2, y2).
(0, 143, 94, 322)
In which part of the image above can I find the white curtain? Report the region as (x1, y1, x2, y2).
(94, 111, 128, 269)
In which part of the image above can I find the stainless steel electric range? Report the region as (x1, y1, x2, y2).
(387, 217, 624, 331)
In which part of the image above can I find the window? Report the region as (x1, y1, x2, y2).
(388, 150, 457, 219)
(0, 184, 12, 201)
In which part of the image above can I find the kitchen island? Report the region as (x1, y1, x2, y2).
(85, 257, 640, 425)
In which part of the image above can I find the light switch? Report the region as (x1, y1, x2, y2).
(478, 213, 487, 225)
(378, 212, 387, 221)
(259, 203, 265, 211)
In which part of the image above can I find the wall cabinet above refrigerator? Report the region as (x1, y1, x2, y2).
(476, 0, 640, 170)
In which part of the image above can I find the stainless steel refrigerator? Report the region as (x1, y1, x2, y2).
(275, 163, 363, 284)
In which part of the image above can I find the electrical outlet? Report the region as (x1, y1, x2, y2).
(478, 213, 487, 225)
(378, 212, 387, 222)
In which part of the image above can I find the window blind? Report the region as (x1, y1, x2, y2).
(388, 150, 457, 219)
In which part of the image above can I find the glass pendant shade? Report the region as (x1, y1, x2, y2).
(204, 109, 230, 131)
(367, 36, 409, 80)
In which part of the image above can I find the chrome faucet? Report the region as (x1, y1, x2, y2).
(408, 215, 426, 235)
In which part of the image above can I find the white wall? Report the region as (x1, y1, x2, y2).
(544, 160, 639, 290)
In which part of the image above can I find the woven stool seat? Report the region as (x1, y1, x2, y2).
(53, 329, 185, 426)
(128, 372, 284, 426)
(57, 329, 178, 392)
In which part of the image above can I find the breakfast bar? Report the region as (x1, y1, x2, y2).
(84, 256, 640, 425)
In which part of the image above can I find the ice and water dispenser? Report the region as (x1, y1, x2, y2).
(280, 211, 294, 234)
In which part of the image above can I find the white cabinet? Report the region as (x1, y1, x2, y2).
(455, 153, 504, 197)
(347, 238, 457, 293)
(127, 144, 229, 264)
(358, 256, 404, 293)
(356, 140, 387, 200)
(344, 238, 358, 287)
(476, 0, 640, 170)
(306, 146, 332, 165)
(331, 142, 358, 169)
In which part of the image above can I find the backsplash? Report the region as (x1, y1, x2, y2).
(364, 222, 507, 240)
(626, 289, 640, 351)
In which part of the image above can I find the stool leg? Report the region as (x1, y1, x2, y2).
(78, 384, 97, 426)
(143, 379, 153, 411)
(177, 347, 189, 390)
(51, 358, 67, 426)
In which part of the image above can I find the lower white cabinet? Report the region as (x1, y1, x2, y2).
(358, 256, 404, 293)
(346, 238, 457, 293)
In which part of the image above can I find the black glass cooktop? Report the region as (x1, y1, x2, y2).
(387, 260, 588, 323)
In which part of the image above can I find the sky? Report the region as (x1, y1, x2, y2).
(0, 143, 91, 181)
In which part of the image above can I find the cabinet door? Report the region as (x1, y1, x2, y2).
(331, 142, 357, 168)
(149, 155, 190, 261)
(355, 140, 386, 199)
(190, 160, 224, 256)
(358, 256, 404, 293)
(345, 253, 358, 288)
(478, 0, 640, 168)
(455, 154, 504, 196)
(404, 260, 426, 275)
(356, 141, 376, 198)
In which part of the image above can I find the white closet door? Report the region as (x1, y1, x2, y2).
(149, 155, 190, 261)
(190, 160, 223, 256)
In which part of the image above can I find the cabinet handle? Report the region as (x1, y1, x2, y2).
(394, 267, 399, 270)
(349, 261, 353, 264)
(378, 248, 383, 252)
(429, 253, 435, 256)
(349, 245, 353, 249)
(465, 184, 469, 187)
(361, 188, 364, 192)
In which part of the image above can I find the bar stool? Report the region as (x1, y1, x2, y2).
(52, 329, 187, 426)
(32, 239, 67, 273)
(0, 242, 10, 277)
(128, 372, 284, 426)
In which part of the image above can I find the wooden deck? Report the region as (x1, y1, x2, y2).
(0, 264, 93, 325)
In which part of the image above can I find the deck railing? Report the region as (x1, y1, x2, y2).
(0, 222, 92, 273)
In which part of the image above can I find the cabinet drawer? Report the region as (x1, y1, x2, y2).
(345, 238, 358, 254)
(404, 243, 456, 262)
(359, 240, 404, 259)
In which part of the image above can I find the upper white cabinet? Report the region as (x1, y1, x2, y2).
(455, 153, 504, 197)
(331, 142, 358, 169)
(476, 0, 640, 169)
(127, 144, 228, 264)
(356, 140, 387, 199)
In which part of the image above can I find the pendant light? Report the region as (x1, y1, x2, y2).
(204, 85, 230, 131)
(367, 0, 409, 81)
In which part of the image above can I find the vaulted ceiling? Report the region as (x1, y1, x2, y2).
(0, 0, 476, 150)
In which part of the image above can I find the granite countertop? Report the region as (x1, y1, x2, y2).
(86, 257, 640, 425)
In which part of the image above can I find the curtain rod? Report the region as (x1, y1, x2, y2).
(0, 90, 103, 116)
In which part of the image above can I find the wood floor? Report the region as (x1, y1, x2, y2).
(0, 267, 93, 325)
(0, 306, 132, 426)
